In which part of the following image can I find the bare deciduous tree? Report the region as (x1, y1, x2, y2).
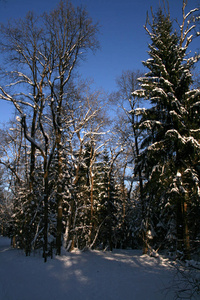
(0, 0, 99, 259)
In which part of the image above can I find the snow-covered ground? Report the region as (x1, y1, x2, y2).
(0, 236, 181, 300)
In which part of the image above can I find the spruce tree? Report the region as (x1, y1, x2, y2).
(134, 3, 200, 258)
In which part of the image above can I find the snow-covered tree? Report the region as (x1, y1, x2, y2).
(113, 70, 148, 252)
(43, 2, 99, 255)
(62, 83, 107, 250)
(0, 1, 99, 259)
(133, 1, 200, 258)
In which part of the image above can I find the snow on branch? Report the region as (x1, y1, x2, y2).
(152, 87, 167, 97)
(20, 115, 45, 158)
(9, 71, 34, 86)
(179, 3, 200, 47)
(0, 159, 23, 184)
(186, 89, 200, 100)
(132, 89, 145, 98)
(166, 129, 200, 149)
(0, 87, 23, 114)
(130, 107, 146, 116)
(184, 8, 199, 21)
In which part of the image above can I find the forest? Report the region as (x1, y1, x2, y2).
(0, 0, 200, 263)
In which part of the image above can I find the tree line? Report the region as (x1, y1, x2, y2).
(0, 0, 199, 262)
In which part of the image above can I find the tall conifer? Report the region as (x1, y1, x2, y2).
(134, 3, 200, 258)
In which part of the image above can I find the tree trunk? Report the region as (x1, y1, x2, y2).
(176, 197, 190, 259)
(89, 169, 94, 246)
(183, 201, 190, 260)
(107, 172, 113, 251)
(66, 196, 76, 252)
(56, 129, 63, 255)
(133, 121, 147, 254)
(43, 160, 49, 262)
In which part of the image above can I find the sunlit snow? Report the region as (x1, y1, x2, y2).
(0, 237, 178, 300)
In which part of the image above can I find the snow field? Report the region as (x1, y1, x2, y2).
(0, 237, 178, 300)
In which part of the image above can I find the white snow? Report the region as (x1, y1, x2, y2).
(0, 236, 180, 300)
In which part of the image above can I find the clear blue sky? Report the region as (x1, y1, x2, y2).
(0, 0, 199, 125)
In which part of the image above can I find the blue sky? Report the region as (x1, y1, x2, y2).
(0, 0, 199, 124)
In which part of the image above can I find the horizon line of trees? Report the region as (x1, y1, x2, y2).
(0, 0, 200, 262)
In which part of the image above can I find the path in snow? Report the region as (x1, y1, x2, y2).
(0, 236, 176, 300)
